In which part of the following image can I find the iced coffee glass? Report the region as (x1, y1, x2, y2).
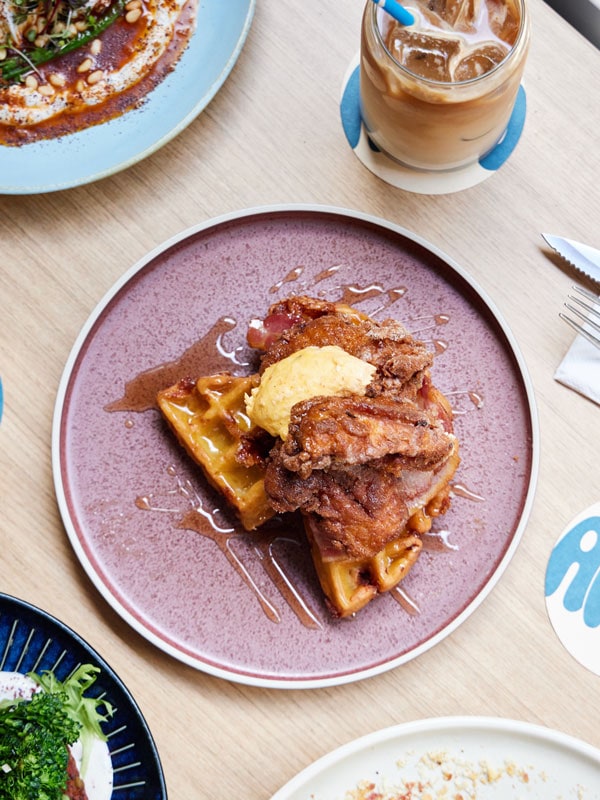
(360, 0, 530, 171)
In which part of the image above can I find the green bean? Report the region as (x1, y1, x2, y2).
(0, 0, 124, 85)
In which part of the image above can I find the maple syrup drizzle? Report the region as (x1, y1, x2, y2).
(179, 509, 283, 623)
(252, 533, 323, 629)
(452, 483, 485, 502)
(409, 313, 451, 332)
(445, 389, 484, 417)
(391, 585, 421, 615)
(270, 266, 304, 294)
(339, 283, 396, 306)
(135, 467, 323, 628)
(422, 529, 459, 552)
(105, 317, 247, 413)
(313, 265, 342, 283)
(106, 263, 486, 626)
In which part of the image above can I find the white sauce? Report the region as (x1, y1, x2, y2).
(0, 671, 113, 800)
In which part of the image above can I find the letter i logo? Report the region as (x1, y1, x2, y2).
(545, 503, 600, 675)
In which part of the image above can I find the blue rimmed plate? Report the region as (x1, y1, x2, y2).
(0, 0, 255, 194)
(0, 592, 166, 799)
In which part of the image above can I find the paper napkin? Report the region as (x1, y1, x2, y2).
(555, 332, 600, 406)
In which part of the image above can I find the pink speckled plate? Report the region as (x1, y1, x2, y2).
(52, 205, 538, 688)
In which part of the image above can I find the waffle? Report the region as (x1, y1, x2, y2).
(303, 515, 423, 617)
(158, 370, 459, 618)
(157, 295, 460, 618)
(157, 373, 276, 531)
(301, 448, 458, 617)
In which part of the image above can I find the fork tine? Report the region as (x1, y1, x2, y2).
(571, 284, 600, 303)
(559, 314, 600, 349)
(560, 285, 600, 350)
(563, 301, 600, 330)
(566, 291, 600, 322)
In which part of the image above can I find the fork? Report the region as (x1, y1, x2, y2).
(560, 285, 600, 350)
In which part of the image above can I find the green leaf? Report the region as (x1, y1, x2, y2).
(0, 664, 114, 799)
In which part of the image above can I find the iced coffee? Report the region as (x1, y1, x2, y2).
(360, 0, 530, 171)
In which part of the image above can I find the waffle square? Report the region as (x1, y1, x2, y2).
(157, 373, 276, 531)
(303, 514, 423, 617)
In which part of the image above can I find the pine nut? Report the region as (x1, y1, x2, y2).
(90, 38, 102, 55)
(34, 35, 49, 47)
(38, 84, 55, 96)
(77, 58, 93, 73)
(24, 74, 38, 90)
(0, 48, 6, 61)
(87, 69, 104, 85)
(48, 73, 65, 87)
(126, 0, 142, 8)
(76, 79, 86, 92)
(125, 7, 142, 23)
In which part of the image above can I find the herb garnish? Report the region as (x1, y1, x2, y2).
(0, 664, 114, 800)
(0, 0, 125, 85)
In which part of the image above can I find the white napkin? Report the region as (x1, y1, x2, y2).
(555, 331, 600, 406)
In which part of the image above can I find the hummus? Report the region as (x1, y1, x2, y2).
(245, 345, 376, 440)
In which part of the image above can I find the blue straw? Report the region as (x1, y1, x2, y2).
(371, 0, 414, 26)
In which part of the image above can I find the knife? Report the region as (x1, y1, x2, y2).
(542, 234, 600, 284)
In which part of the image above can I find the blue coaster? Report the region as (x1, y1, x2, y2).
(341, 55, 527, 195)
(545, 503, 600, 676)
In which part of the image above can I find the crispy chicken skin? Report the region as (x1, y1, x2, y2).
(265, 460, 418, 559)
(259, 305, 434, 395)
(278, 395, 453, 479)
(254, 296, 459, 563)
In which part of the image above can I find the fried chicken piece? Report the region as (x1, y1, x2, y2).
(265, 460, 417, 559)
(255, 296, 459, 564)
(279, 395, 454, 479)
(265, 431, 458, 561)
(260, 312, 433, 390)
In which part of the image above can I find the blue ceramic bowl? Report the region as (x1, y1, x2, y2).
(0, 0, 255, 194)
(0, 592, 167, 799)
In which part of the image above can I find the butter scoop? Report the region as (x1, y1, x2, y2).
(245, 345, 376, 440)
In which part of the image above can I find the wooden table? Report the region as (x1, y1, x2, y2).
(1, 0, 599, 797)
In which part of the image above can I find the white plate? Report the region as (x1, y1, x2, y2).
(271, 717, 600, 799)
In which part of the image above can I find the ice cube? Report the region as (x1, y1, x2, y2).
(389, 30, 461, 81)
(453, 42, 510, 80)
(424, 0, 482, 31)
(487, 0, 520, 44)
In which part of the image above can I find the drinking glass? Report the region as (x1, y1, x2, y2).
(359, 0, 531, 171)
